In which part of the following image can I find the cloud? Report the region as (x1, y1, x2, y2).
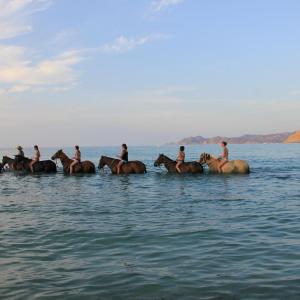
(0, 0, 51, 40)
(151, 0, 184, 12)
(0, 45, 82, 94)
(0, 34, 164, 94)
(99, 34, 165, 53)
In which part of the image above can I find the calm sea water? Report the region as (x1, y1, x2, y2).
(0, 144, 300, 300)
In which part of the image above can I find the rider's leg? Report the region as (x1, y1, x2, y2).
(218, 160, 228, 173)
(117, 161, 124, 175)
(176, 161, 182, 173)
(29, 160, 36, 172)
(70, 161, 77, 174)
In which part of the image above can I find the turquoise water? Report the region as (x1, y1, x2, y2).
(0, 144, 300, 299)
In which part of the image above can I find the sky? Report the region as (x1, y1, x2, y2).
(0, 0, 300, 147)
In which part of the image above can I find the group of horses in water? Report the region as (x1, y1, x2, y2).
(0, 149, 250, 175)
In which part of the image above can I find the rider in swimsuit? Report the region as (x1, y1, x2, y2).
(29, 145, 40, 172)
(218, 141, 229, 173)
(117, 144, 128, 175)
(176, 146, 185, 173)
(70, 145, 81, 174)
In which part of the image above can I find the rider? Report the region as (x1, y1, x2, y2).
(176, 146, 185, 173)
(117, 144, 128, 175)
(16, 146, 24, 157)
(70, 145, 81, 174)
(15, 146, 25, 163)
(218, 141, 229, 173)
(29, 145, 40, 172)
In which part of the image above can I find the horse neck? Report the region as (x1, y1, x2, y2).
(4, 156, 15, 164)
(104, 156, 117, 170)
(162, 155, 175, 170)
(206, 158, 219, 170)
(59, 153, 72, 166)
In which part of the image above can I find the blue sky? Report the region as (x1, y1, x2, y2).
(0, 0, 299, 146)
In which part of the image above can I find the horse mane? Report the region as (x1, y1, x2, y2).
(160, 154, 174, 162)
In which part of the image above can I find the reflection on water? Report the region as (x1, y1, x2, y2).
(0, 144, 300, 299)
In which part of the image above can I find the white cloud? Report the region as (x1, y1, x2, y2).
(0, 45, 82, 94)
(99, 34, 165, 53)
(0, 0, 51, 40)
(0, 34, 164, 94)
(151, 0, 184, 12)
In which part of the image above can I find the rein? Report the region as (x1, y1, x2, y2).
(109, 159, 116, 169)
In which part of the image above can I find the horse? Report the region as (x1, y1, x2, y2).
(154, 154, 203, 174)
(98, 156, 146, 174)
(2, 155, 57, 173)
(199, 153, 250, 174)
(51, 150, 95, 174)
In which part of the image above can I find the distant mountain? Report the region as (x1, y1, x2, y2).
(284, 130, 300, 143)
(171, 132, 294, 145)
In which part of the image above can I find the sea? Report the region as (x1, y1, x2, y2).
(0, 144, 299, 300)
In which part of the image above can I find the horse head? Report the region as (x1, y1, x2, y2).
(51, 149, 63, 160)
(2, 156, 11, 165)
(98, 156, 106, 169)
(199, 153, 211, 164)
(154, 154, 165, 167)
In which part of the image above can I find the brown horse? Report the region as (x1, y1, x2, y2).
(199, 153, 250, 174)
(2, 155, 57, 173)
(154, 154, 203, 174)
(51, 150, 95, 174)
(98, 156, 146, 174)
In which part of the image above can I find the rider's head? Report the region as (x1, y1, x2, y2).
(122, 144, 127, 150)
(221, 141, 227, 147)
(180, 146, 185, 152)
(75, 145, 79, 150)
(34, 145, 39, 150)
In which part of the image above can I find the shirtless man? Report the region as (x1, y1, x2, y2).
(29, 145, 40, 172)
(70, 145, 81, 174)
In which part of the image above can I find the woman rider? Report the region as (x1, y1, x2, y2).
(218, 141, 229, 173)
(176, 146, 185, 173)
(29, 145, 40, 172)
(70, 145, 81, 174)
(117, 144, 128, 175)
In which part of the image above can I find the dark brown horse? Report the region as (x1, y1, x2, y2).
(51, 150, 95, 174)
(154, 154, 203, 174)
(98, 156, 146, 174)
(2, 155, 57, 173)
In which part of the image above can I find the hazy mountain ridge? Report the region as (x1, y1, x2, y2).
(169, 132, 298, 145)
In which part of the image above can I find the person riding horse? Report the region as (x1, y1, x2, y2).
(70, 145, 81, 174)
(15, 146, 25, 163)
